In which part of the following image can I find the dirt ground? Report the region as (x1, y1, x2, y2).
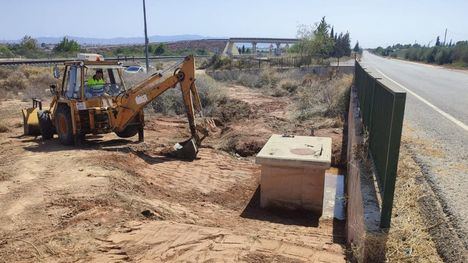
(0, 84, 347, 262)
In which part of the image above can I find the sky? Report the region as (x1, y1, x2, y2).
(1, 0, 467, 48)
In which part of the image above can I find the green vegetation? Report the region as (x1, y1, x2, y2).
(0, 45, 14, 58)
(104, 43, 209, 58)
(372, 40, 468, 67)
(54, 37, 80, 53)
(353, 41, 362, 54)
(150, 43, 166, 55)
(0, 35, 211, 59)
(5, 35, 43, 58)
(289, 17, 353, 60)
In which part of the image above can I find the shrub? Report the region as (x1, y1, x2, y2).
(212, 97, 251, 122)
(151, 89, 184, 115)
(201, 54, 233, 70)
(295, 74, 352, 120)
(1, 71, 30, 91)
(270, 87, 288, 97)
(237, 72, 260, 88)
(0, 67, 12, 79)
(195, 74, 226, 115)
(452, 41, 468, 64)
(279, 80, 300, 93)
(435, 48, 452, 65)
(0, 122, 9, 133)
(151, 74, 226, 116)
(258, 68, 279, 89)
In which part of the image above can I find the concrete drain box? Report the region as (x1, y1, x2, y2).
(256, 134, 332, 215)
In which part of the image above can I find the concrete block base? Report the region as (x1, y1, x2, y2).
(260, 165, 325, 215)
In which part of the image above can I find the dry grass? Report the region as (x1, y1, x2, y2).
(209, 67, 352, 128)
(0, 65, 55, 101)
(0, 121, 9, 133)
(150, 74, 226, 116)
(384, 138, 442, 262)
(295, 74, 352, 120)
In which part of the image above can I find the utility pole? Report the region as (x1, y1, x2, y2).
(142, 0, 150, 74)
(443, 28, 448, 46)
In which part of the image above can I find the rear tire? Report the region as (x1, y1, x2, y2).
(37, 110, 55, 140)
(55, 105, 74, 145)
(115, 125, 139, 138)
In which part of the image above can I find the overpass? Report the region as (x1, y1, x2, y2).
(223, 37, 299, 56)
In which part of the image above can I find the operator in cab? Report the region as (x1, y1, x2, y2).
(86, 69, 105, 97)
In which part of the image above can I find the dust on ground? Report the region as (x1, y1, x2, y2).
(0, 82, 347, 262)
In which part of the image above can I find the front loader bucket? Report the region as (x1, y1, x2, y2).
(171, 138, 199, 160)
(21, 108, 41, 136)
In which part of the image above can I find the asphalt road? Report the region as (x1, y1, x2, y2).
(362, 52, 468, 247)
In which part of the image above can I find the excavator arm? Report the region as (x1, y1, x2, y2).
(112, 55, 209, 159)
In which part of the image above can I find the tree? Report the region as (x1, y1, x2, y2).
(54, 37, 80, 52)
(330, 26, 334, 39)
(342, 32, 351, 56)
(153, 43, 166, 55)
(316, 17, 329, 36)
(451, 41, 468, 64)
(435, 36, 441, 47)
(353, 41, 361, 52)
(0, 45, 14, 58)
(334, 33, 345, 58)
(295, 17, 334, 59)
(333, 32, 351, 58)
(20, 35, 38, 51)
(242, 45, 246, 54)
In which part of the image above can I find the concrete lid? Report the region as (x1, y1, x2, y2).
(256, 134, 332, 168)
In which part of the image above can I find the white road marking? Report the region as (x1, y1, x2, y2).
(374, 68, 468, 132)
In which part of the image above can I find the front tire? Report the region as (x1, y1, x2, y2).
(55, 105, 74, 145)
(37, 110, 55, 140)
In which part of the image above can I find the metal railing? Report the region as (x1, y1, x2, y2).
(354, 61, 406, 228)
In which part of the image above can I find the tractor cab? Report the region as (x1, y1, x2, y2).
(55, 54, 127, 103)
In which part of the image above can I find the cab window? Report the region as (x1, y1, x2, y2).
(63, 66, 81, 99)
(84, 67, 125, 97)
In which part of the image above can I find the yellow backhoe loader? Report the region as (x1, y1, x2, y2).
(22, 54, 213, 160)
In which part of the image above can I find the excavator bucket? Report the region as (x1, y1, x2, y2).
(21, 99, 43, 136)
(172, 138, 198, 160)
(22, 108, 41, 135)
(167, 119, 217, 161)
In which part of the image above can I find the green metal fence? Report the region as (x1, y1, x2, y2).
(354, 61, 406, 229)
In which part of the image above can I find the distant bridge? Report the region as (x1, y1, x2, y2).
(223, 37, 299, 56)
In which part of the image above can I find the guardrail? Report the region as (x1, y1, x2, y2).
(0, 55, 210, 66)
(354, 61, 406, 228)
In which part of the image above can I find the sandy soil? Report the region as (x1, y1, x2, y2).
(0, 85, 347, 262)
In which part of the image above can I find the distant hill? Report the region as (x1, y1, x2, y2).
(2, 35, 225, 45)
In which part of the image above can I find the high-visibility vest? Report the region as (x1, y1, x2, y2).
(87, 77, 105, 88)
(87, 77, 105, 96)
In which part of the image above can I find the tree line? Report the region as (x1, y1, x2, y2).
(289, 17, 361, 60)
(372, 38, 468, 66)
(0, 36, 82, 58)
(0, 35, 210, 59)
